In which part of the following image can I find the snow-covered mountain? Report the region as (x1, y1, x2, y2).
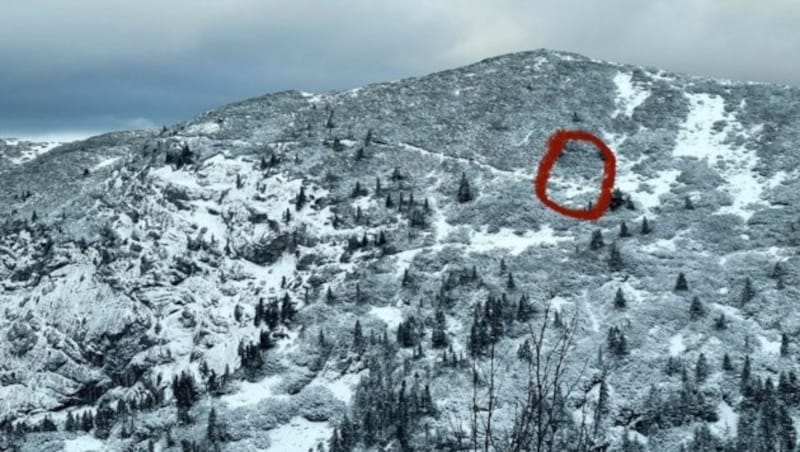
(1, 49, 799, 452)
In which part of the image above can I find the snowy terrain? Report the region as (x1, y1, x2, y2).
(1, 49, 799, 452)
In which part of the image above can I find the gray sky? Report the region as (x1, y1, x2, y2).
(2, 0, 798, 140)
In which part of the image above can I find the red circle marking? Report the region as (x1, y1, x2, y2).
(534, 129, 617, 221)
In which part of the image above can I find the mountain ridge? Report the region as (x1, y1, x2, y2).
(1, 48, 799, 452)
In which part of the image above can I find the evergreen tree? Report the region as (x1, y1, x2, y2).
(695, 353, 709, 383)
(675, 272, 689, 291)
(431, 309, 448, 348)
(614, 288, 627, 309)
(594, 375, 609, 434)
(740, 355, 752, 392)
(590, 229, 604, 250)
(326, 286, 335, 303)
(507, 272, 515, 289)
(781, 333, 790, 357)
(295, 186, 307, 210)
(722, 353, 734, 372)
(641, 216, 652, 234)
(457, 172, 473, 203)
(353, 320, 364, 353)
(609, 242, 623, 271)
(325, 110, 335, 130)
(65, 412, 76, 432)
(207, 407, 222, 445)
(740, 277, 755, 305)
(81, 411, 94, 431)
(619, 221, 631, 238)
(684, 195, 694, 210)
(516, 294, 532, 322)
(689, 296, 705, 320)
(610, 188, 626, 210)
(713, 314, 727, 330)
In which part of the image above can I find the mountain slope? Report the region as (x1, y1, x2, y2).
(1, 49, 799, 452)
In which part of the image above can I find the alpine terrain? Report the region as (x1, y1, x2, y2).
(1, 49, 799, 452)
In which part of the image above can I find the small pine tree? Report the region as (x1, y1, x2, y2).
(590, 229, 604, 250)
(781, 333, 790, 357)
(740, 355, 752, 391)
(457, 173, 473, 203)
(295, 186, 307, 210)
(695, 353, 709, 383)
(619, 221, 631, 238)
(353, 320, 364, 353)
(365, 129, 373, 147)
(689, 296, 705, 320)
(325, 110, 335, 130)
(65, 412, 76, 432)
(740, 278, 755, 305)
(326, 287, 335, 303)
(614, 288, 626, 309)
(207, 407, 221, 444)
(507, 272, 515, 289)
(608, 242, 623, 271)
(684, 195, 694, 210)
(641, 216, 652, 234)
(722, 353, 734, 372)
(713, 314, 727, 330)
(675, 272, 689, 291)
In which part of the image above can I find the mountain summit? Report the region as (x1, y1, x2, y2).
(1, 49, 799, 451)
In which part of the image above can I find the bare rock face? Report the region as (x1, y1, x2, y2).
(1, 49, 799, 451)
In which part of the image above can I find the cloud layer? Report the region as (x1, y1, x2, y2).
(2, 0, 798, 137)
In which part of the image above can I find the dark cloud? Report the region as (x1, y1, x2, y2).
(1, 0, 797, 139)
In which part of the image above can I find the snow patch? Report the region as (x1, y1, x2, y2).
(265, 416, 332, 452)
(711, 400, 739, 438)
(222, 374, 285, 408)
(370, 305, 403, 330)
(612, 72, 650, 118)
(758, 334, 781, 355)
(672, 93, 766, 220)
(469, 225, 570, 256)
(63, 435, 107, 452)
(92, 157, 120, 171)
(669, 334, 685, 356)
(185, 121, 221, 135)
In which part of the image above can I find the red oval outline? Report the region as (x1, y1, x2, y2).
(534, 129, 617, 221)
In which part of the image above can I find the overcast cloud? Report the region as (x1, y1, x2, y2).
(2, 0, 798, 140)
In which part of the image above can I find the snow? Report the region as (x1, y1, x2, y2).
(369, 305, 404, 330)
(265, 416, 332, 452)
(668, 334, 685, 356)
(710, 303, 743, 322)
(323, 372, 360, 403)
(711, 400, 739, 438)
(92, 157, 120, 171)
(633, 169, 682, 210)
(641, 237, 678, 255)
(6, 141, 62, 165)
(222, 374, 285, 408)
(516, 130, 534, 146)
(185, 121, 221, 135)
(468, 224, 571, 256)
(758, 334, 781, 355)
(612, 72, 650, 118)
(672, 93, 765, 220)
(63, 435, 107, 452)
